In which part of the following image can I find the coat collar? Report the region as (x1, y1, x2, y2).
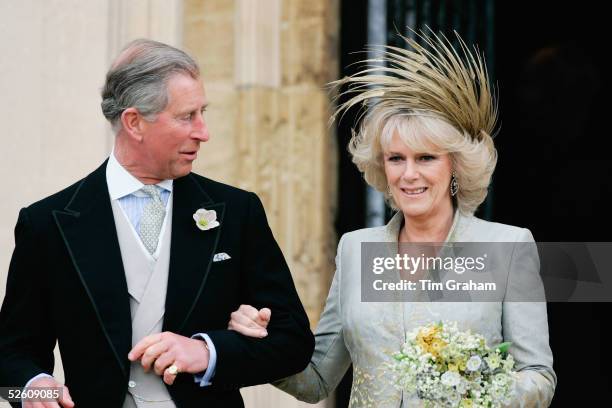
(381, 209, 468, 243)
(53, 160, 132, 377)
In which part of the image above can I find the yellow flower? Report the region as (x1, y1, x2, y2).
(430, 339, 446, 352)
(448, 363, 459, 372)
(458, 360, 467, 371)
(416, 324, 447, 357)
(416, 337, 429, 351)
(421, 326, 436, 338)
(422, 338, 445, 358)
(421, 325, 441, 341)
(460, 399, 473, 408)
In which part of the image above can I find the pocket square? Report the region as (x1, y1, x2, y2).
(213, 252, 231, 262)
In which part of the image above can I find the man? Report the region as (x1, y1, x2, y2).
(0, 39, 314, 408)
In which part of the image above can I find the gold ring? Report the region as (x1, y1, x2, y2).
(167, 364, 179, 375)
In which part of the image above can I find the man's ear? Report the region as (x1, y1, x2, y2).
(120, 108, 145, 142)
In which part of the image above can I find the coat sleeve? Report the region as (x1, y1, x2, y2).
(502, 228, 557, 407)
(0, 208, 56, 395)
(204, 193, 314, 389)
(272, 234, 352, 403)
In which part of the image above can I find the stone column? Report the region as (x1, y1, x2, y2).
(184, 0, 339, 406)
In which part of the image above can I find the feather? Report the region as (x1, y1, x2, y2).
(330, 28, 497, 140)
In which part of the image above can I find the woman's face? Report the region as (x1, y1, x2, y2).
(383, 130, 454, 221)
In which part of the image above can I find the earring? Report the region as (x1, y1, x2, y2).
(450, 171, 458, 196)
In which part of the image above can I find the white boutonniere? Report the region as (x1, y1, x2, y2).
(193, 209, 220, 231)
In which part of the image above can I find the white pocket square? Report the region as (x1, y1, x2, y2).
(213, 252, 231, 262)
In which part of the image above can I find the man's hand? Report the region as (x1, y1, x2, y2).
(228, 304, 271, 338)
(128, 332, 209, 385)
(23, 377, 74, 408)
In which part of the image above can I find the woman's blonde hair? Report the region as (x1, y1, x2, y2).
(332, 30, 498, 215)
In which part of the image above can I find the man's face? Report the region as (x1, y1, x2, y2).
(139, 73, 209, 181)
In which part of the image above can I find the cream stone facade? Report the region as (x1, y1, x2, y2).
(1, 1, 338, 407)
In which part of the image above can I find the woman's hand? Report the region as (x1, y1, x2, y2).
(228, 304, 271, 338)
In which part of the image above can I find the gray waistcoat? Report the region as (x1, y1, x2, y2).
(111, 199, 177, 408)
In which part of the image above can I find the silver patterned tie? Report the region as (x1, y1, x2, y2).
(139, 185, 166, 254)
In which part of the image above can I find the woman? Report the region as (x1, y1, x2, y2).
(229, 31, 556, 407)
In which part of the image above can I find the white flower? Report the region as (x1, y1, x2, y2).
(502, 354, 515, 371)
(448, 391, 462, 406)
(441, 371, 461, 387)
(455, 378, 468, 394)
(467, 355, 482, 371)
(485, 353, 501, 370)
(193, 208, 220, 231)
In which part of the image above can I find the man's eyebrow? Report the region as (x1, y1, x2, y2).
(177, 104, 208, 115)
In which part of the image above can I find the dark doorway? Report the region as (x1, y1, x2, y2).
(494, 2, 610, 406)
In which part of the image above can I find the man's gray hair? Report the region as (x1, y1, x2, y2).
(101, 39, 200, 131)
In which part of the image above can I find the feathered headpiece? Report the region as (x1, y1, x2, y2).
(331, 29, 497, 140)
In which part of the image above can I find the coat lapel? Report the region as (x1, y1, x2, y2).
(163, 174, 225, 334)
(52, 161, 132, 377)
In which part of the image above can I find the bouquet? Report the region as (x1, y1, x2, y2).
(392, 321, 516, 408)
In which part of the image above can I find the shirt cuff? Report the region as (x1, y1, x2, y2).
(23, 373, 53, 407)
(191, 333, 217, 387)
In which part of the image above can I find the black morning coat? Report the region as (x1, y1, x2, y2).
(0, 161, 314, 407)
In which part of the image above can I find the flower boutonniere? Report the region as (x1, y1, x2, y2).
(193, 209, 220, 231)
